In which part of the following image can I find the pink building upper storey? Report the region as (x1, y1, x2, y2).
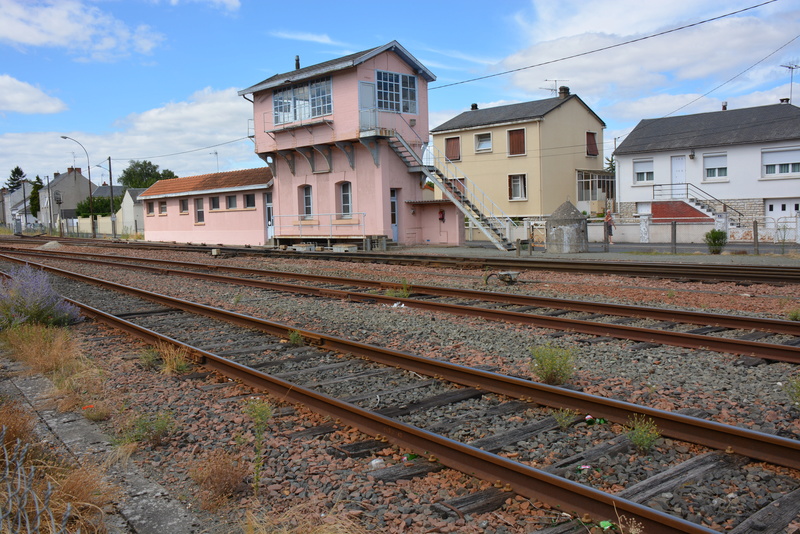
(142, 41, 517, 250)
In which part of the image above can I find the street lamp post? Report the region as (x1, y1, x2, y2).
(60, 136, 95, 238)
(94, 157, 117, 238)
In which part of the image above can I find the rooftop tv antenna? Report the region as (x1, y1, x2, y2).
(540, 79, 568, 95)
(210, 151, 219, 172)
(782, 63, 799, 104)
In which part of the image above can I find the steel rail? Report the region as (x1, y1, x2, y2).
(5, 247, 799, 335)
(4, 255, 799, 474)
(69, 301, 716, 534)
(4, 250, 799, 362)
(2, 237, 798, 284)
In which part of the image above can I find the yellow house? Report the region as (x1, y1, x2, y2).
(430, 87, 611, 218)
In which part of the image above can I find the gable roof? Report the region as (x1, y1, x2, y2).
(431, 94, 605, 133)
(238, 40, 435, 96)
(92, 185, 125, 199)
(139, 168, 273, 199)
(615, 103, 800, 155)
(124, 188, 148, 202)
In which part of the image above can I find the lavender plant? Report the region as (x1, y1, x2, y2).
(0, 265, 81, 328)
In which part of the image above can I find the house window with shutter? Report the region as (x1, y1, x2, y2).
(703, 154, 728, 180)
(194, 198, 204, 224)
(445, 137, 461, 161)
(508, 174, 527, 200)
(634, 159, 654, 182)
(508, 129, 525, 156)
(586, 132, 599, 157)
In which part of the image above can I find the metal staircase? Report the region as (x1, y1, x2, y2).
(387, 132, 517, 251)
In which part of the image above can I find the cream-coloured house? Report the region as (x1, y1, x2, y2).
(430, 87, 611, 218)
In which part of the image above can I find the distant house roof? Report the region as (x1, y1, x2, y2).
(139, 168, 273, 200)
(431, 92, 605, 133)
(124, 188, 148, 203)
(238, 40, 435, 96)
(92, 185, 125, 199)
(615, 103, 800, 155)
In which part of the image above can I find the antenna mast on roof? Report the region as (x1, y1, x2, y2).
(540, 79, 568, 95)
(782, 63, 799, 104)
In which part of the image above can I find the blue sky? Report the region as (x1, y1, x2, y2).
(1, 0, 799, 185)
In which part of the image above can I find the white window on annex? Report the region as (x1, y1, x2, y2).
(475, 133, 492, 153)
(376, 71, 417, 114)
(301, 185, 313, 220)
(337, 181, 352, 219)
(508, 174, 527, 200)
(763, 148, 800, 177)
(633, 159, 654, 182)
(704, 154, 728, 180)
(273, 77, 332, 126)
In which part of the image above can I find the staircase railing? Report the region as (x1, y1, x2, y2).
(653, 183, 744, 225)
(390, 132, 516, 250)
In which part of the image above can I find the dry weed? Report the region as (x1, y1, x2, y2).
(243, 502, 370, 534)
(189, 449, 248, 511)
(0, 324, 79, 375)
(51, 463, 121, 532)
(0, 400, 36, 446)
(157, 342, 191, 375)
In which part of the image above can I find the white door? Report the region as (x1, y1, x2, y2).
(390, 189, 399, 242)
(359, 82, 376, 131)
(671, 156, 686, 198)
(265, 192, 274, 240)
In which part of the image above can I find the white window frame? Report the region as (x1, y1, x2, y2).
(762, 147, 800, 178)
(194, 198, 204, 224)
(302, 185, 313, 220)
(226, 195, 237, 209)
(158, 200, 167, 215)
(179, 198, 189, 213)
(474, 133, 492, 153)
(338, 181, 352, 219)
(633, 159, 654, 182)
(703, 153, 728, 181)
(376, 70, 417, 114)
(509, 174, 527, 201)
(146, 201, 154, 215)
(273, 77, 332, 125)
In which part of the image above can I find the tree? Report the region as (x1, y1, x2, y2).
(76, 195, 122, 217)
(118, 160, 178, 189)
(6, 166, 25, 193)
(29, 176, 44, 217)
(604, 155, 616, 174)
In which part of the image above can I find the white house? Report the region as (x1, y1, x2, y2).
(614, 102, 800, 228)
(120, 188, 147, 236)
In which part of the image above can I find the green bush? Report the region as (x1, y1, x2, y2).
(626, 414, 661, 452)
(703, 229, 728, 254)
(529, 344, 575, 385)
(784, 376, 800, 408)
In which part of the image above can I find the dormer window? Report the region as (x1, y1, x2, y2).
(376, 71, 417, 114)
(273, 77, 332, 125)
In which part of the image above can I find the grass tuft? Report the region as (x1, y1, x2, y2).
(242, 502, 370, 534)
(529, 344, 575, 385)
(189, 449, 248, 510)
(625, 414, 661, 452)
(157, 343, 192, 375)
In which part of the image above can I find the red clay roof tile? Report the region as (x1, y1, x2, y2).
(139, 167, 272, 198)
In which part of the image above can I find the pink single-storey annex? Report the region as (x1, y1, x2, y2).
(237, 40, 466, 248)
(138, 167, 273, 246)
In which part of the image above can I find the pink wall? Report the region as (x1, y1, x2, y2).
(143, 192, 269, 246)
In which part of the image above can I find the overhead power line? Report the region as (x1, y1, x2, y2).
(430, 0, 778, 91)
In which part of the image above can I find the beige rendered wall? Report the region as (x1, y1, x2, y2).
(538, 100, 605, 215)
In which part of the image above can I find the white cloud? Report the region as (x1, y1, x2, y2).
(0, 74, 66, 113)
(269, 31, 347, 46)
(0, 0, 165, 61)
(165, 0, 240, 10)
(0, 88, 261, 181)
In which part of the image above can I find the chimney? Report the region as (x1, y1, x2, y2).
(558, 86, 570, 99)
(722, 101, 727, 110)
(295, 55, 300, 70)
(471, 103, 478, 110)
(780, 98, 790, 104)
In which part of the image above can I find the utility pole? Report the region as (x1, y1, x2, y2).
(108, 157, 116, 238)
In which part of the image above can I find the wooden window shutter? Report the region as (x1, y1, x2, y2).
(508, 129, 525, 155)
(445, 137, 461, 161)
(508, 176, 513, 199)
(586, 132, 599, 156)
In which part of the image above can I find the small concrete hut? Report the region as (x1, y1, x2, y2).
(545, 201, 588, 253)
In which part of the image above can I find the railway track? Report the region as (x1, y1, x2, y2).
(3, 235, 799, 284)
(1, 256, 798, 533)
(3, 248, 800, 363)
